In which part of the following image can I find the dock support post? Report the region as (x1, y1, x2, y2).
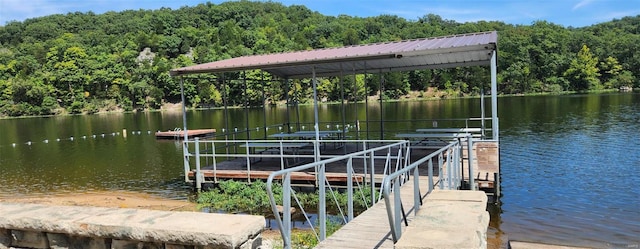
(180, 76, 190, 184)
(319, 162, 327, 241)
(347, 158, 354, 221)
(194, 138, 202, 191)
(428, 158, 434, 194)
(439, 153, 444, 190)
(379, 72, 384, 140)
(393, 177, 402, 241)
(414, 163, 421, 215)
(283, 173, 291, 249)
(370, 150, 375, 206)
(467, 135, 475, 190)
(491, 50, 499, 141)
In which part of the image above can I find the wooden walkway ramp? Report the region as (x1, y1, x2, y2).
(315, 176, 433, 249)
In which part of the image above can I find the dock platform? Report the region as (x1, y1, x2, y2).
(155, 129, 216, 139)
(188, 170, 365, 185)
(187, 142, 441, 187)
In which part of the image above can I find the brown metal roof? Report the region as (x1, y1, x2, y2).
(170, 31, 497, 78)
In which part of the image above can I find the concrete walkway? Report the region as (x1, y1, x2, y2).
(315, 185, 490, 249)
(314, 176, 431, 249)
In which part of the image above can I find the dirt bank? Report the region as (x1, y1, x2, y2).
(0, 191, 198, 211)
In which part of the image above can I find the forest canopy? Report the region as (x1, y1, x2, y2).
(0, 1, 638, 116)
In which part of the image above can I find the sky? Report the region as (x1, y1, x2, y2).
(1, 0, 639, 27)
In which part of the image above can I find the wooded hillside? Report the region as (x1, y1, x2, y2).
(0, 1, 638, 116)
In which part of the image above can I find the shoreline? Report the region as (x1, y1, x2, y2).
(0, 191, 198, 212)
(0, 89, 630, 120)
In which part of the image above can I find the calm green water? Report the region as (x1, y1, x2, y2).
(1, 93, 638, 247)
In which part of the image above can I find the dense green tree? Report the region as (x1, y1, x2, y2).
(564, 45, 601, 91)
(0, 1, 637, 117)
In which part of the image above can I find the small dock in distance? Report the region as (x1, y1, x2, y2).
(155, 129, 216, 139)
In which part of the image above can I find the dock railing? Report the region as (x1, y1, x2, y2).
(381, 134, 473, 243)
(183, 138, 408, 190)
(265, 140, 410, 249)
(183, 138, 320, 188)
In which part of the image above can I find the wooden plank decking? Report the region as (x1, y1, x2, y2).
(188, 170, 365, 183)
(315, 176, 433, 249)
(155, 129, 216, 139)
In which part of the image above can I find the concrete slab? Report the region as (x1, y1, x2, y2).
(395, 226, 485, 249)
(0, 203, 264, 248)
(424, 190, 487, 203)
(395, 190, 489, 249)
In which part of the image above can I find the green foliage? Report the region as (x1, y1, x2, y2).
(196, 180, 377, 216)
(564, 45, 601, 91)
(197, 180, 276, 214)
(291, 219, 342, 248)
(68, 100, 85, 114)
(0, 2, 639, 117)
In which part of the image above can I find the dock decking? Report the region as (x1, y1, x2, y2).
(315, 176, 433, 248)
(155, 129, 216, 139)
(187, 170, 365, 184)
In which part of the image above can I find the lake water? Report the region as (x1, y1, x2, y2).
(1, 93, 638, 248)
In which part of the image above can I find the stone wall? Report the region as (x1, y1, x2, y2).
(0, 203, 264, 249)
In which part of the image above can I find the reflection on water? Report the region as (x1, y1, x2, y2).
(497, 93, 640, 248)
(1, 93, 639, 247)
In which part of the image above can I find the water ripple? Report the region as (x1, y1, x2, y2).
(499, 96, 640, 247)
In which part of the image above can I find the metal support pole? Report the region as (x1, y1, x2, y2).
(284, 78, 291, 133)
(319, 162, 326, 241)
(180, 77, 190, 183)
(283, 173, 291, 248)
(194, 138, 201, 191)
(295, 89, 301, 131)
(180, 76, 188, 141)
(379, 72, 384, 140)
(243, 72, 250, 139)
(222, 75, 230, 157)
(262, 72, 267, 139)
(340, 63, 346, 143)
(312, 67, 320, 162)
(439, 153, 444, 190)
(467, 134, 475, 190)
(490, 50, 499, 141)
(353, 64, 360, 140)
(370, 151, 375, 205)
(448, 148, 454, 189)
(347, 158, 354, 221)
(428, 158, 434, 193)
(481, 89, 486, 139)
(393, 179, 402, 241)
(413, 165, 420, 214)
(365, 72, 369, 140)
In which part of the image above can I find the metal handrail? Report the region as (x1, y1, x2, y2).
(265, 140, 410, 249)
(182, 138, 405, 189)
(381, 134, 475, 243)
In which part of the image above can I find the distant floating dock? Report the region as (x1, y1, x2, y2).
(155, 129, 216, 139)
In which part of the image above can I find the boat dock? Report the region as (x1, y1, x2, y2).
(185, 139, 499, 194)
(169, 31, 501, 248)
(155, 129, 216, 139)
